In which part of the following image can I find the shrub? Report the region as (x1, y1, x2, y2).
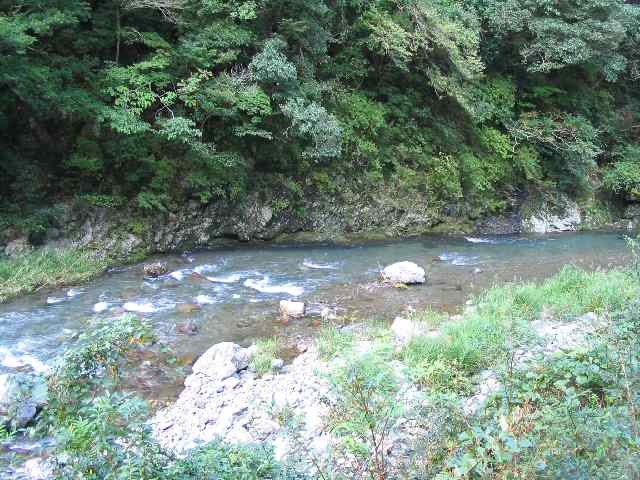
(327, 352, 403, 480)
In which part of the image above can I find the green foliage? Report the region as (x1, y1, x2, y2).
(316, 325, 355, 360)
(440, 300, 640, 479)
(327, 352, 403, 480)
(39, 315, 304, 479)
(603, 144, 640, 199)
(1, 0, 640, 225)
(249, 337, 284, 376)
(167, 441, 306, 480)
(481, 0, 630, 80)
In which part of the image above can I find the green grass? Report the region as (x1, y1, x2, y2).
(400, 267, 638, 393)
(249, 338, 285, 376)
(316, 325, 356, 360)
(0, 247, 108, 303)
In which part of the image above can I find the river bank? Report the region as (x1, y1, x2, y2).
(3, 265, 639, 479)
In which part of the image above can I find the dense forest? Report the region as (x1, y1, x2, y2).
(1, 0, 640, 233)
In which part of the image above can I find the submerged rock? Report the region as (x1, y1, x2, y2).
(0, 373, 48, 428)
(279, 300, 306, 319)
(175, 303, 201, 314)
(381, 261, 426, 284)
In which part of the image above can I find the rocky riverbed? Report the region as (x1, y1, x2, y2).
(150, 306, 608, 475)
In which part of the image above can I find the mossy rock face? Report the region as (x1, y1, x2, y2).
(624, 204, 640, 219)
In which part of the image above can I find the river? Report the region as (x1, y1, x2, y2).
(0, 231, 631, 402)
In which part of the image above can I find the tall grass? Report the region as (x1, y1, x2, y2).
(401, 267, 639, 387)
(0, 248, 108, 303)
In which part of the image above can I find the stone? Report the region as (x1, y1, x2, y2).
(279, 300, 306, 319)
(191, 342, 251, 381)
(175, 303, 201, 314)
(20, 457, 54, 480)
(524, 197, 581, 233)
(391, 317, 424, 346)
(624, 204, 640, 220)
(4, 237, 31, 257)
(381, 261, 426, 284)
(271, 358, 285, 370)
(0, 373, 48, 428)
(143, 261, 168, 277)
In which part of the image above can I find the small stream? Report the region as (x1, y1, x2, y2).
(0, 231, 631, 399)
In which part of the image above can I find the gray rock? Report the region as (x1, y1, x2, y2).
(624, 204, 640, 220)
(381, 262, 426, 284)
(4, 237, 31, 257)
(19, 457, 54, 480)
(143, 261, 168, 277)
(271, 358, 285, 371)
(391, 317, 424, 346)
(523, 196, 581, 233)
(0, 373, 48, 428)
(191, 342, 251, 381)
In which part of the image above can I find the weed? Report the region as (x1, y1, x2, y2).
(326, 352, 403, 480)
(249, 338, 284, 376)
(316, 325, 356, 360)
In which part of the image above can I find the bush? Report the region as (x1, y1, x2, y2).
(440, 300, 640, 479)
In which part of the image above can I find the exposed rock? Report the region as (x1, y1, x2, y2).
(4, 237, 31, 257)
(523, 196, 581, 233)
(18, 457, 54, 480)
(279, 300, 306, 319)
(623, 204, 640, 220)
(0, 373, 48, 428)
(190, 342, 251, 382)
(381, 261, 426, 284)
(143, 262, 168, 277)
(391, 317, 424, 346)
(271, 358, 285, 370)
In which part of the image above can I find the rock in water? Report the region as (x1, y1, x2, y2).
(279, 300, 306, 319)
(191, 343, 252, 382)
(0, 373, 48, 428)
(143, 261, 168, 278)
(175, 303, 201, 314)
(381, 262, 426, 284)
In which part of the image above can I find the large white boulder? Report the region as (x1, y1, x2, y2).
(191, 342, 251, 382)
(279, 300, 305, 319)
(523, 196, 581, 233)
(381, 261, 426, 284)
(391, 317, 425, 346)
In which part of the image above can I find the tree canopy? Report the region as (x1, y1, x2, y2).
(1, 0, 639, 224)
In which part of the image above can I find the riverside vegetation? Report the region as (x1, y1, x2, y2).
(2, 255, 638, 478)
(2, 0, 640, 247)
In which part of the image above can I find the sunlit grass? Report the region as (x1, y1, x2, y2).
(0, 248, 108, 303)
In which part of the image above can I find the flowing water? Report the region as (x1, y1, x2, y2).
(0, 231, 633, 476)
(0, 231, 631, 398)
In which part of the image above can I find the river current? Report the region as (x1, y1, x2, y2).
(0, 231, 631, 397)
